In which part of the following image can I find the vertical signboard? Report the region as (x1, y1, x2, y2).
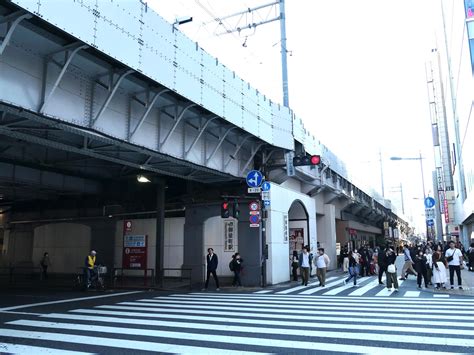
(224, 220, 235, 252)
(123, 235, 147, 269)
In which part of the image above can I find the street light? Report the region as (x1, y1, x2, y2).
(137, 175, 151, 183)
(389, 152, 426, 199)
(390, 152, 429, 239)
(389, 183, 405, 215)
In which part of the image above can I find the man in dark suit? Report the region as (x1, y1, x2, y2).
(203, 248, 220, 291)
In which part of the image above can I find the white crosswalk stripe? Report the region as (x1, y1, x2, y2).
(1, 293, 473, 354)
(0, 343, 94, 355)
(254, 274, 451, 297)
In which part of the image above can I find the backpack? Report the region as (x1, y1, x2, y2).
(229, 260, 234, 271)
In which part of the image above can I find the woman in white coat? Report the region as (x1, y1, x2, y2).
(432, 250, 447, 289)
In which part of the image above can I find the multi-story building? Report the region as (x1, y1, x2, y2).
(430, 1, 474, 246)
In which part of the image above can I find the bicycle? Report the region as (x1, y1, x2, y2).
(73, 265, 107, 291)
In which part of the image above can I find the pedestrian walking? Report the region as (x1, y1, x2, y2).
(203, 248, 220, 291)
(445, 240, 463, 290)
(230, 253, 244, 287)
(425, 247, 433, 285)
(40, 252, 51, 280)
(468, 243, 474, 272)
(290, 250, 299, 281)
(306, 246, 314, 278)
(343, 251, 359, 287)
(342, 247, 349, 272)
(298, 247, 311, 286)
(385, 247, 399, 292)
(359, 247, 368, 277)
(399, 245, 417, 280)
(414, 250, 429, 289)
(315, 248, 330, 287)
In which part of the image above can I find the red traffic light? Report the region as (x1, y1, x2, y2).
(222, 202, 229, 209)
(293, 154, 321, 166)
(310, 155, 321, 165)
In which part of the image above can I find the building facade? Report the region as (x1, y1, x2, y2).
(431, 0, 474, 245)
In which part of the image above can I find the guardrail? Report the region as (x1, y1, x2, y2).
(0, 265, 41, 284)
(112, 268, 155, 288)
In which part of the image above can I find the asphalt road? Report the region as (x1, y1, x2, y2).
(1, 282, 473, 354)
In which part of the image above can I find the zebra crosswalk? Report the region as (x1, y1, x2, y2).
(1, 292, 474, 354)
(261, 274, 447, 297)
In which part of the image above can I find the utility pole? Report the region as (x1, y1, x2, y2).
(212, 0, 290, 107)
(379, 149, 385, 198)
(279, 0, 289, 107)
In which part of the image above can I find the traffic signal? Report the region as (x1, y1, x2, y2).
(221, 200, 230, 218)
(232, 199, 240, 219)
(293, 154, 321, 167)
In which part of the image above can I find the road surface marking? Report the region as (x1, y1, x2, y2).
(184, 292, 474, 303)
(0, 343, 94, 355)
(71, 307, 474, 328)
(433, 294, 450, 298)
(375, 279, 404, 296)
(253, 290, 273, 294)
(0, 328, 256, 354)
(322, 277, 372, 296)
(108, 301, 474, 316)
(5, 320, 449, 355)
(0, 291, 143, 311)
(43, 312, 474, 337)
(131, 296, 474, 312)
(298, 277, 346, 295)
(348, 279, 381, 296)
(404, 291, 420, 297)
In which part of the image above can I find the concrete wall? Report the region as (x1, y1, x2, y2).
(183, 203, 260, 287)
(266, 182, 317, 285)
(203, 216, 238, 278)
(114, 218, 185, 276)
(316, 204, 337, 270)
(33, 223, 91, 274)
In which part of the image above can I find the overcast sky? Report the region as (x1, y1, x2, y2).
(148, 0, 437, 231)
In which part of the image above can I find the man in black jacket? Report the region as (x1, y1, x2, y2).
(203, 248, 220, 291)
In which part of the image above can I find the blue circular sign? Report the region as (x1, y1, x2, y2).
(249, 215, 260, 224)
(424, 197, 436, 208)
(246, 170, 263, 188)
(261, 181, 271, 191)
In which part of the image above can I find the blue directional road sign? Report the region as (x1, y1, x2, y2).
(246, 170, 263, 188)
(424, 197, 436, 209)
(261, 181, 271, 191)
(427, 219, 435, 227)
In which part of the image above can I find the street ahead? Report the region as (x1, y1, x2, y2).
(0, 286, 473, 354)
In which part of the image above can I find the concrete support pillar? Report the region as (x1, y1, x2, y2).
(155, 178, 166, 284)
(316, 204, 337, 270)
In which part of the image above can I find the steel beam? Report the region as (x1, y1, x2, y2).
(39, 44, 88, 113)
(91, 70, 134, 127)
(160, 103, 196, 149)
(206, 127, 236, 165)
(224, 135, 252, 169)
(129, 89, 169, 140)
(184, 116, 217, 159)
(240, 143, 266, 176)
(0, 13, 32, 55)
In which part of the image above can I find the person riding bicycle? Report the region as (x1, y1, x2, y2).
(84, 250, 97, 289)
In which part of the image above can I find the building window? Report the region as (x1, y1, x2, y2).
(466, 0, 474, 19)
